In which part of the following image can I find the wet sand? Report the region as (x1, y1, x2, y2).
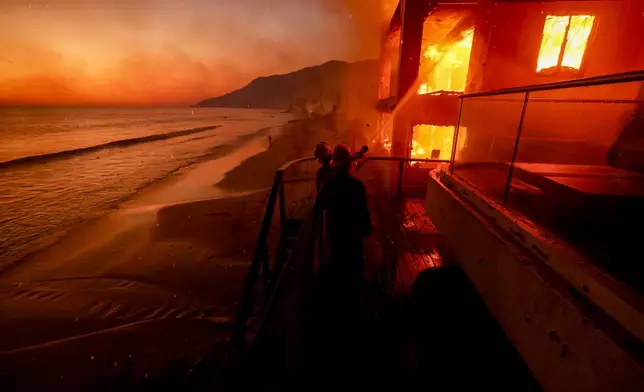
(0, 115, 339, 390)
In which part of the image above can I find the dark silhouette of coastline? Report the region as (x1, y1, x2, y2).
(0, 125, 219, 169)
(196, 60, 377, 110)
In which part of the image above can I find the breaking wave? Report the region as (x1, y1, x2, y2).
(0, 125, 219, 169)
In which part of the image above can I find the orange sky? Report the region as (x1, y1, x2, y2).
(0, 0, 396, 106)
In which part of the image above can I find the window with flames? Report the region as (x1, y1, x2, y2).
(410, 16, 475, 163)
(536, 15, 595, 74)
(417, 28, 474, 95)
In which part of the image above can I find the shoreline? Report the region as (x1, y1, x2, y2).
(0, 114, 339, 390)
(0, 124, 278, 276)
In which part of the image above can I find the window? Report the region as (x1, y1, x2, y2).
(410, 125, 455, 160)
(536, 15, 595, 74)
(417, 28, 474, 95)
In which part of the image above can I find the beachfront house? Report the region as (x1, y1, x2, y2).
(235, 2, 644, 391)
(375, 0, 644, 390)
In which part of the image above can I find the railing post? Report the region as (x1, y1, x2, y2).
(503, 91, 530, 204)
(397, 160, 405, 198)
(233, 169, 284, 350)
(450, 97, 465, 171)
(279, 182, 287, 228)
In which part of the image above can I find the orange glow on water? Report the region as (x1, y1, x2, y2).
(536, 15, 594, 73)
(417, 28, 474, 95)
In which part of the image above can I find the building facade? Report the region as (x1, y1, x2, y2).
(378, 1, 644, 390)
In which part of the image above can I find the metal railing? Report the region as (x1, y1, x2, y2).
(450, 70, 644, 203)
(459, 70, 644, 99)
(233, 156, 449, 351)
(448, 70, 644, 296)
(233, 157, 316, 349)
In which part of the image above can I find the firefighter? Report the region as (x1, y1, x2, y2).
(314, 141, 334, 192)
(316, 144, 372, 320)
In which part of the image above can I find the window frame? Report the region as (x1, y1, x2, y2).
(535, 13, 597, 77)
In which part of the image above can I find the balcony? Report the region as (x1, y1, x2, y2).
(449, 71, 644, 294)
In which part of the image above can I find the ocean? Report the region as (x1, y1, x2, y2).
(0, 107, 291, 269)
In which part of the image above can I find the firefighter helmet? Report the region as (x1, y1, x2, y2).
(314, 142, 332, 161)
(331, 144, 352, 167)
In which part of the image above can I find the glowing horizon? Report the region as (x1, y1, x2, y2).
(0, 0, 393, 107)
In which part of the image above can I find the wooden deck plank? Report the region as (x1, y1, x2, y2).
(420, 252, 435, 269)
(396, 253, 412, 288)
(393, 258, 406, 289)
(426, 248, 443, 269)
(403, 252, 420, 283)
(410, 252, 428, 274)
(356, 164, 450, 292)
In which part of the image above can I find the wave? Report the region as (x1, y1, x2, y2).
(0, 125, 219, 169)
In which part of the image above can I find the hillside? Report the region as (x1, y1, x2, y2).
(196, 60, 378, 114)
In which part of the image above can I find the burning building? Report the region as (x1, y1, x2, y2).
(375, 0, 644, 390)
(379, 0, 644, 163)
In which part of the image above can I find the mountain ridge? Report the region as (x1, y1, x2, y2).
(196, 59, 378, 113)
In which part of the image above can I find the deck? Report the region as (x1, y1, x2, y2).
(365, 198, 445, 291)
(238, 163, 542, 391)
(357, 162, 448, 292)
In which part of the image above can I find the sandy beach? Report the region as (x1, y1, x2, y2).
(0, 114, 345, 390)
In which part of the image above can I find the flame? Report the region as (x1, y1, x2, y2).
(417, 28, 474, 95)
(417, 83, 430, 95)
(536, 15, 594, 73)
(562, 15, 594, 69)
(424, 45, 442, 61)
(378, 113, 393, 152)
(383, 135, 392, 152)
(410, 125, 455, 160)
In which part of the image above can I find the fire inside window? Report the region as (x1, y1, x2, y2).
(410, 125, 454, 161)
(536, 15, 595, 73)
(418, 28, 474, 95)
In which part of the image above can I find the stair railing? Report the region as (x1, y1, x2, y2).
(233, 157, 316, 349)
(233, 156, 450, 351)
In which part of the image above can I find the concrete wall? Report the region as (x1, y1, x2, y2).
(425, 169, 644, 391)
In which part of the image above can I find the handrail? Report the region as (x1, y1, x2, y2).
(461, 70, 644, 98)
(369, 157, 450, 163)
(233, 157, 315, 349)
(452, 70, 644, 176)
(233, 155, 448, 351)
(277, 156, 317, 171)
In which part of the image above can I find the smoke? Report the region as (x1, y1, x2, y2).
(321, 0, 399, 59)
(0, 0, 397, 106)
(314, 0, 399, 146)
